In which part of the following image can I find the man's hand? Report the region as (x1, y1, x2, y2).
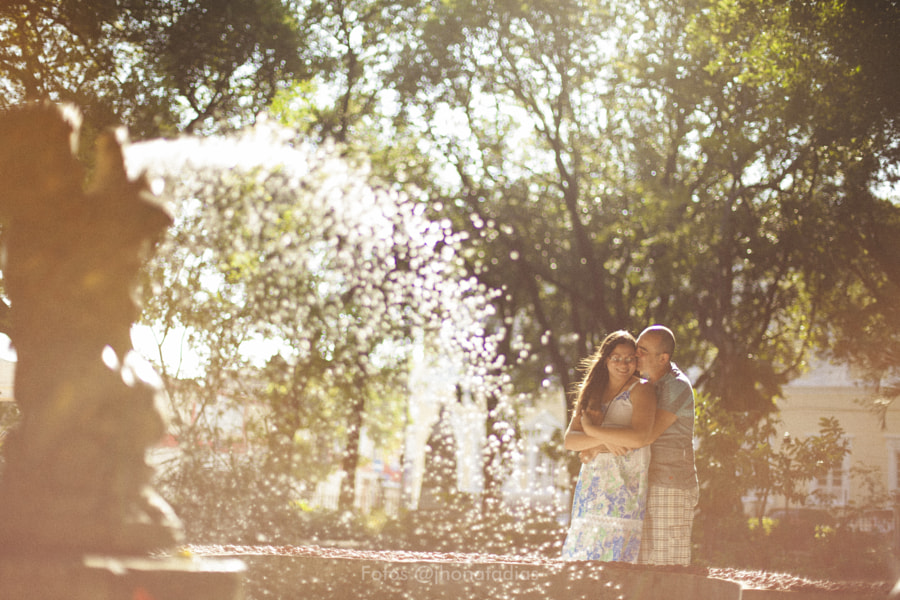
(579, 442, 630, 463)
(605, 442, 630, 456)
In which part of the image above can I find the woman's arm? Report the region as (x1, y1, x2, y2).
(563, 405, 610, 451)
(579, 381, 656, 449)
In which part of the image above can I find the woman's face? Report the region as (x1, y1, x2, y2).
(606, 342, 637, 380)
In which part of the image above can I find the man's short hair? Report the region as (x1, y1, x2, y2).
(643, 325, 675, 357)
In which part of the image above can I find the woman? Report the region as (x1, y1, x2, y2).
(561, 330, 656, 562)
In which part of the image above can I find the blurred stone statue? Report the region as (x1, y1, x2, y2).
(0, 102, 183, 554)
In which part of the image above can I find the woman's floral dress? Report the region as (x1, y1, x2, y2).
(562, 383, 650, 562)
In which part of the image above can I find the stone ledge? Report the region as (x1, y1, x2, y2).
(230, 553, 889, 600)
(0, 554, 245, 600)
(238, 555, 739, 599)
(740, 589, 886, 600)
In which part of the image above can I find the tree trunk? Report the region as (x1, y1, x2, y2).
(339, 395, 365, 511)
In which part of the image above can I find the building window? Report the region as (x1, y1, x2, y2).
(891, 448, 900, 491)
(816, 467, 843, 489)
(814, 468, 843, 501)
(809, 437, 851, 507)
(886, 435, 900, 493)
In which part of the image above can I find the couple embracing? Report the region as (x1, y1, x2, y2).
(561, 325, 699, 566)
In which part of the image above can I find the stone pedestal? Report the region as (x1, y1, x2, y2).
(0, 555, 245, 600)
(0, 103, 247, 598)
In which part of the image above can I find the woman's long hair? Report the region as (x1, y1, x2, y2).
(574, 330, 636, 415)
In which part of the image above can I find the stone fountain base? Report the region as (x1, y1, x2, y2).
(187, 545, 891, 600)
(0, 554, 245, 600)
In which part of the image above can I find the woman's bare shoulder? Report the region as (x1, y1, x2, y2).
(633, 378, 657, 399)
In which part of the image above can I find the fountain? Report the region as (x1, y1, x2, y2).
(0, 103, 243, 599)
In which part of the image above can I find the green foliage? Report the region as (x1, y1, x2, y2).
(775, 416, 849, 508)
(133, 124, 500, 516)
(2, 0, 898, 414)
(0, 0, 310, 137)
(696, 390, 850, 517)
(694, 511, 893, 581)
(156, 448, 303, 544)
(156, 444, 388, 544)
(145, 0, 311, 133)
(2, 0, 900, 570)
(270, 80, 323, 133)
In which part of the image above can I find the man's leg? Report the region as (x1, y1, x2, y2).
(638, 486, 698, 565)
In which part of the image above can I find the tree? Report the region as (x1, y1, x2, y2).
(382, 0, 898, 399)
(776, 0, 900, 425)
(132, 123, 493, 516)
(3, 0, 898, 523)
(140, 0, 314, 134)
(375, 0, 900, 514)
(696, 391, 849, 520)
(271, 0, 425, 144)
(379, 0, 646, 494)
(0, 0, 313, 334)
(419, 406, 459, 508)
(0, 0, 311, 137)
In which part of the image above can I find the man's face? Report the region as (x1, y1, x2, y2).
(635, 331, 662, 377)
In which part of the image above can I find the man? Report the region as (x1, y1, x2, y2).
(580, 325, 699, 565)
